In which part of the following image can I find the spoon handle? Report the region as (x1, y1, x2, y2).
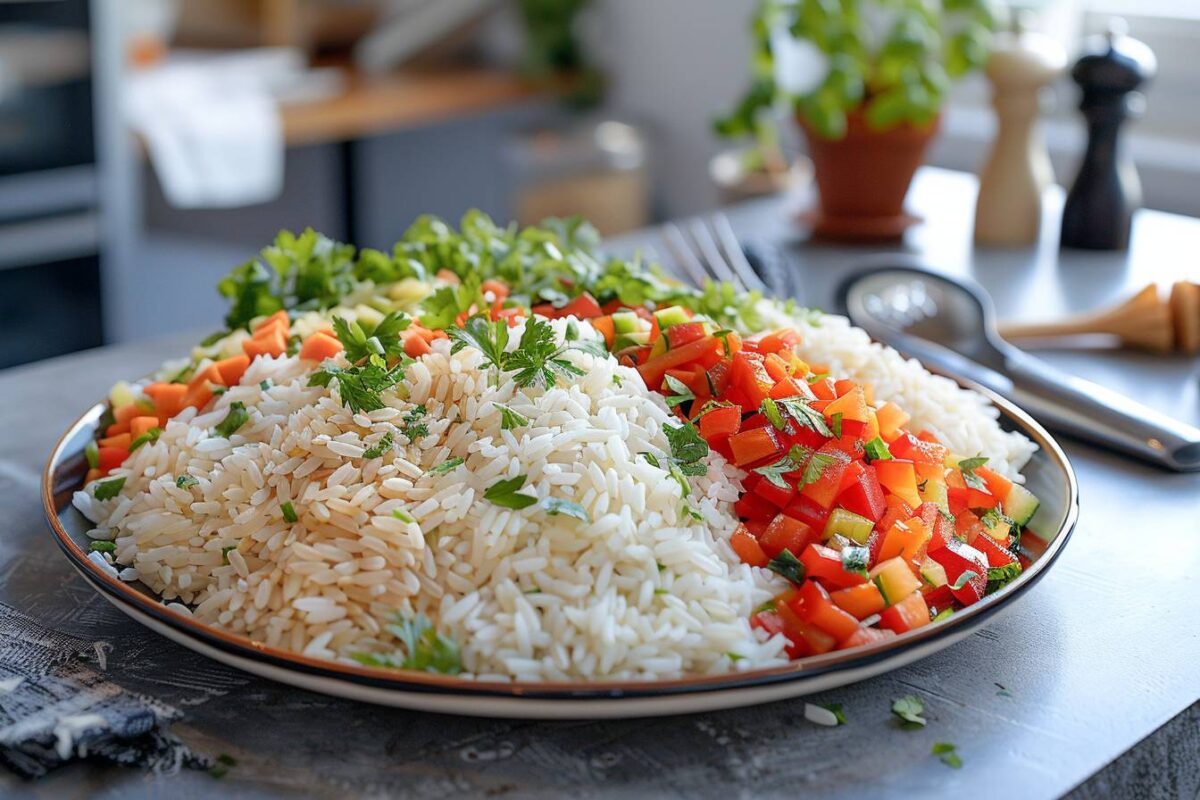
(1004, 351, 1200, 471)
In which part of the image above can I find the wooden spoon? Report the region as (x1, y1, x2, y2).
(998, 283, 1178, 353)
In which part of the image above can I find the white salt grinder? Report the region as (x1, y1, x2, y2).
(974, 23, 1066, 246)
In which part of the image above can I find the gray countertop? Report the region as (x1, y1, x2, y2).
(2, 168, 1197, 798)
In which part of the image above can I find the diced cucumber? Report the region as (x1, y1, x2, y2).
(980, 511, 1013, 543)
(1003, 483, 1040, 527)
(919, 478, 949, 516)
(919, 557, 947, 589)
(611, 311, 645, 335)
(823, 508, 875, 545)
(352, 303, 385, 329)
(654, 305, 691, 329)
(613, 331, 652, 350)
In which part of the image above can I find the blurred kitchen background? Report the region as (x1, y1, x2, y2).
(1, 0, 1198, 367)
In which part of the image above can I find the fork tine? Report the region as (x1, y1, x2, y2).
(710, 213, 767, 293)
(686, 218, 742, 289)
(661, 222, 710, 287)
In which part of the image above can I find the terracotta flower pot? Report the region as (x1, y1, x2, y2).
(799, 111, 940, 241)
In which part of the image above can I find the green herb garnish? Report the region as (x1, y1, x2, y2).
(542, 496, 590, 522)
(391, 509, 415, 524)
(221, 545, 237, 565)
(891, 695, 927, 727)
(129, 427, 162, 452)
(213, 402, 249, 438)
(663, 375, 696, 408)
(951, 570, 980, 590)
(84, 440, 99, 469)
(429, 457, 464, 476)
(841, 545, 870, 577)
(309, 356, 405, 414)
(830, 412, 843, 439)
(932, 742, 962, 768)
(958, 456, 989, 491)
(484, 475, 538, 509)
(363, 431, 394, 459)
(494, 403, 530, 430)
(176, 474, 198, 489)
(259, 380, 272, 390)
(767, 550, 805, 584)
(93, 477, 126, 500)
(863, 436, 893, 462)
(400, 405, 429, 440)
(351, 613, 461, 674)
(776, 395, 833, 437)
(281, 501, 298, 523)
(985, 562, 1022, 594)
(760, 397, 788, 431)
(88, 541, 116, 553)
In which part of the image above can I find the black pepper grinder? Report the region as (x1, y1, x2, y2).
(1060, 20, 1156, 251)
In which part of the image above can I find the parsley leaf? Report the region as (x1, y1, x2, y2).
(89, 540, 116, 553)
(448, 313, 509, 375)
(129, 427, 162, 452)
(363, 432, 394, 459)
(830, 412, 843, 439)
(392, 508, 415, 524)
(310, 357, 404, 414)
(506, 318, 585, 389)
(351, 613, 461, 675)
(213, 402, 249, 438)
(776, 395, 832, 437)
(484, 475, 538, 509)
(93, 477, 126, 500)
(863, 436, 893, 462)
(176, 474, 198, 489)
(767, 550, 806, 584)
(986, 562, 1022, 594)
(958, 456, 989, 491)
(429, 457, 464, 476)
(798, 448, 838, 487)
(891, 695, 927, 727)
(753, 452, 796, 490)
(400, 405, 428, 440)
(542, 496, 590, 522)
(281, 501, 298, 523)
(663, 375, 695, 408)
(418, 274, 485, 330)
(665, 422, 709, 474)
(332, 311, 411, 365)
(493, 403, 530, 430)
(932, 742, 962, 768)
(760, 397, 788, 431)
(841, 545, 870, 577)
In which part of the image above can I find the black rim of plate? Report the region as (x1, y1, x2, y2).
(43, 379, 1079, 702)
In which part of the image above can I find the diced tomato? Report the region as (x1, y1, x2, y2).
(97, 446, 129, 471)
(954, 509, 987, 545)
(768, 377, 807, 400)
(728, 426, 783, 467)
(928, 539, 988, 606)
(829, 582, 887, 619)
(834, 463, 886, 522)
(762, 353, 791, 382)
(971, 530, 1018, 568)
(798, 444, 852, 509)
(729, 351, 774, 408)
(788, 580, 861, 641)
(758, 514, 813, 558)
(875, 459, 922, 508)
(734, 491, 777, 524)
(889, 432, 949, 465)
(878, 591, 930, 634)
(777, 604, 839, 657)
(753, 477, 796, 509)
(800, 543, 868, 589)
(878, 494, 913, 533)
(839, 626, 897, 650)
(756, 328, 801, 355)
(783, 494, 830, 532)
(946, 469, 999, 510)
(823, 386, 869, 426)
(730, 525, 770, 568)
(558, 292, 603, 319)
(751, 609, 803, 659)
(590, 315, 615, 347)
(665, 321, 707, 349)
(922, 584, 955, 615)
(697, 405, 741, 443)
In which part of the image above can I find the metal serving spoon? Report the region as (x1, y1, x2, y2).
(839, 265, 1200, 472)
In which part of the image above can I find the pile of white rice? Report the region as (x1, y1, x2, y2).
(74, 309, 1034, 681)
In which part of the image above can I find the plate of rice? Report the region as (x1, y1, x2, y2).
(43, 213, 1077, 718)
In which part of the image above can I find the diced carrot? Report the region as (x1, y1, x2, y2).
(106, 422, 129, 437)
(402, 329, 432, 358)
(829, 582, 887, 620)
(243, 328, 287, 359)
(183, 382, 215, 410)
(99, 432, 132, 450)
(590, 315, 615, 348)
(149, 383, 187, 419)
(130, 416, 159, 439)
(299, 332, 344, 361)
(188, 364, 224, 392)
(114, 404, 142, 425)
(253, 310, 289, 334)
(213, 355, 251, 386)
(85, 468, 104, 483)
(481, 279, 509, 303)
(730, 525, 770, 568)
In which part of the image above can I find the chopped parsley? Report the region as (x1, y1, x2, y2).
(776, 395, 833, 437)
(542, 496, 590, 522)
(484, 475, 538, 509)
(332, 311, 411, 363)
(760, 397, 788, 431)
(449, 314, 595, 390)
(280, 501, 298, 523)
(88, 540, 116, 553)
(891, 695, 927, 728)
(752, 445, 835, 490)
(129, 427, 162, 452)
(392, 509, 415, 524)
(753, 452, 796, 490)
(259, 379, 272, 390)
(93, 477, 126, 500)
(221, 545, 237, 565)
(986, 562, 1022, 593)
(309, 356, 405, 414)
(213, 402, 249, 438)
(863, 436, 892, 462)
(958, 456, 989, 491)
(841, 545, 870, 577)
(351, 613, 461, 675)
(429, 457, 464, 476)
(830, 412, 843, 439)
(493, 403, 530, 430)
(767, 550, 805, 584)
(951, 570, 980, 590)
(400, 405, 429, 440)
(363, 432, 394, 459)
(663, 375, 696, 408)
(932, 742, 962, 768)
(175, 474, 198, 489)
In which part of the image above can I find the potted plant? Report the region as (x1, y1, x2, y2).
(717, 0, 996, 240)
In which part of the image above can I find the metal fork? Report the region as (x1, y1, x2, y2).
(658, 214, 767, 293)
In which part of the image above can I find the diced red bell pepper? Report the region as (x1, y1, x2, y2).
(928, 538, 988, 606)
(922, 584, 955, 615)
(839, 625, 897, 650)
(875, 459, 922, 508)
(637, 336, 722, 390)
(834, 463, 887, 522)
(751, 609, 804, 659)
(946, 469, 999, 510)
(728, 426, 783, 467)
(875, 402, 911, 440)
(889, 432, 949, 465)
(800, 543, 869, 589)
(809, 377, 837, 401)
(878, 494, 914, 534)
(823, 386, 869, 424)
(762, 353, 791, 382)
(829, 582, 887, 619)
(97, 446, 130, 472)
(734, 489, 778, 523)
(756, 328, 801, 355)
(729, 351, 774, 409)
(875, 517, 932, 572)
(768, 377, 807, 400)
(758, 514, 814, 558)
(560, 293, 603, 319)
(697, 405, 742, 443)
(878, 590, 930, 634)
(798, 444, 853, 509)
(916, 502, 956, 551)
(954, 509, 987, 546)
(776, 603, 838, 657)
(971, 529, 1018, 568)
(730, 524, 769, 568)
(707, 360, 732, 396)
(783, 494, 830, 532)
(665, 321, 707, 349)
(753, 476, 796, 509)
(976, 466, 1014, 505)
(788, 580, 861, 642)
